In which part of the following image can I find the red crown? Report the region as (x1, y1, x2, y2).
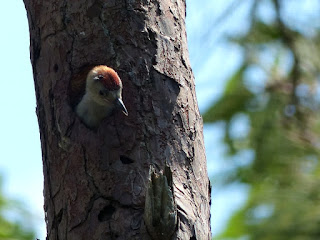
(92, 65, 121, 91)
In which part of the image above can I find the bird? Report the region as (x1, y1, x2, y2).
(71, 65, 128, 129)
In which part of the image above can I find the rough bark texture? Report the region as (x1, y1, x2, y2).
(24, 0, 211, 239)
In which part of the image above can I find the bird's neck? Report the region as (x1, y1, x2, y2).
(76, 92, 113, 128)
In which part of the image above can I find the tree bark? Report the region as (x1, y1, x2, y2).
(24, 0, 211, 239)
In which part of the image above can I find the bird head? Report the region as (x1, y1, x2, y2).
(86, 65, 128, 116)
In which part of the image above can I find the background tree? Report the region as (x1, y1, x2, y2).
(23, 0, 211, 239)
(203, 0, 320, 239)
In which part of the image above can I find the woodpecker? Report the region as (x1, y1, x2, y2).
(75, 65, 128, 129)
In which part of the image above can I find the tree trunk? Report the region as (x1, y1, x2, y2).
(23, 0, 211, 239)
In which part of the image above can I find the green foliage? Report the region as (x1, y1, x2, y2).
(232, 21, 283, 44)
(206, 0, 320, 239)
(203, 65, 254, 123)
(0, 176, 36, 240)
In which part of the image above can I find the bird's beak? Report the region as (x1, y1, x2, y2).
(116, 98, 128, 116)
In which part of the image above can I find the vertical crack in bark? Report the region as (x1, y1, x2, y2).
(82, 145, 100, 193)
(68, 193, 100, 232)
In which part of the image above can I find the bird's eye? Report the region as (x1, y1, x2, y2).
(94, 75, 104, 81)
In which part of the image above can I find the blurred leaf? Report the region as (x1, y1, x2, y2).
(230, 21, 281, 44)
(203, 65, 254, 123)
(0, 176, 36, 240)
(230, 20, 300, 45)
(216, 208, 248, 239)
